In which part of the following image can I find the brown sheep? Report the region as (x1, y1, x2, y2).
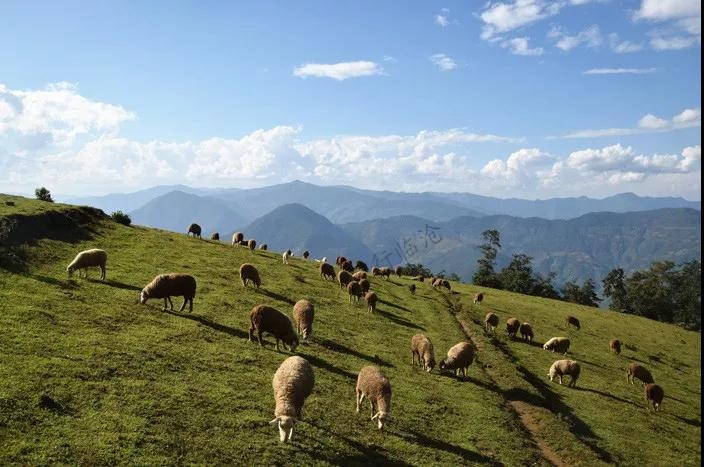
(140, 273, 196, 312)
(379, 267, 391, 280)
(337, 270, 354, 289)
(248, 239, 257, 253)
(355, 260, 369, 272)
(365, 291, 378, 313)
(411, 334, 436, 372)
(336, 256, 348, 266)
(439, 342, 475, 377)
(473, 292, 484, 305)
(293, 299, 314, 341)
(394, 265, 403, 277)
(627, 363, 655, 385)
(371, 266, 381, 277)
(506, 318, 520, 338)
(342, 260, 354, 272)
(352, 271, 367, 281)
(610, 339, 621, 355)
(319, 262, 335, 280)
(347, 281, 363, 303)
(355, 366, 392, 431)
(440, 279, 451, 291)
(259, 244, 268, 251)
(408, 284, 416, 295)
(187, 223, 201, 238)
(359, 279, 371, 294)
(239, 263, 261, 288)
(520, 323, 534, 341)
(302, 250, 309, 259)
(248, 305, 299, 352)
(232, 231, 244, 246)
(548, 359, 581, 387)
(565, 315, 581, 330)
(485, 312, 499, 334)
(210, 232, 220, 241)
(644, 383, 664, 411)
(543, 337, 570, 355)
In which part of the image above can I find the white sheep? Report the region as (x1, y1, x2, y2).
(411, 334, 436, 372)
(283, 249, 292, 264)
(270, 356, 315, 442)
(293, 299, 314, 341)
(548, 359, 581, 387)
(543, 337, 570, 355)
(66, 248, 108, 280)
(355, 366, 392, 431)
(439, 342, 475, 377)
(140, 273, 196, 312)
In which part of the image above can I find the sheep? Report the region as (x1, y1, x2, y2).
(379, 267, 391, 280)
(365, 291, 378, 313)
(484, 312, 499, 334)
(140, 273, 196, 312)
(283, 249, 292, 264)
(248, 305, 299, 352)
(432, 278, 442, 288)
(359, 278, 371, 294)
(336, 256, 348, 266)
(644, 383, 664, 411)
(520, 322, 534, 341)
(259, 244, 268, 251)
(187, 223, 201, 238)
(270, 356, 314, 442)
(355, 366, 392, 431)
(337, 270, 354, 289)
(548, 359, 581, 387)
(66, 248, 107, 280)
(248, 239, 257, 253)
(347, 281, 363, 303)
(506, 318, 520, 338)
(394, 265, 403, 277)
(473, 292, 484, 305)
(408, 284, 416, 295)
(341, 260, 354, 272)
(411, 334, 436, 372)
(543, 337, 571, 355)
(627, 363, 654, 385)
(439, 342, 475, 377)
(293, 299, 314, 341)
(239, 263, 261, 288)
(352, 271, 367, 281)
(610, 339, 622, 355)
(232, 232, 244, 246)
(355, 260, 368, 272)
(440, 279, 451, 291)
(302, 251, 309, 259)
(210, 232, 220, 241)
(371, 266, 381, 277)
(566, 315, 581, 330)
(319, 262, 336, 280)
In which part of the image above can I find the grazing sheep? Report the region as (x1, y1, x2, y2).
(352, 271, 367, 281)
(270, 356, 314, 443)
(371, 266, 381, 277)
(440, 279, 451, 291)
(543, 337, 571, 355)
(520, 322, 534, 341)
(610, 339, 622, 355)
(506, 318, 521, 338)
(566, 315, 581, 330)
(347, 281, 363, 303)
(548, 359, 581, 387)
(66, 248, 107, 280)
(319, 262, 335, 280)
(239, 263, 261, 288)
(140, 273, 196, 312)
(355, 366, 392, 431)
(210, 232, 220, 241)
(293, 299, 314, 341)
(484, 313, 499, 334)
(283, 249, 292, 264)
(359, 279, 371, 294)
(355, 260, 368, 272)
(187, 223, 202, 238)
(473, 292, 484, 305)
(248, 239, 256, 253)
(232, 232, 244, 246)
(411, 334, 436, 372)
(439, 342, 475, 377)
(341, 260, 354, 272)
(365, 291, 378, 313)
(394, 265, 403, 277)
(248, 305, 299, 352)
(379, 267, 391, 280)
(302, 251, 309, 259)
(337, 270, 354, 289)
(644, 383, 664, 411)
(336, 256, 348, 266)
(627, 363, 654, 385)
(259, 244, 268, 251)
(408, 284, 416, 295)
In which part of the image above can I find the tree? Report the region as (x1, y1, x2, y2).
(563, 278, 602, 307)
(404, 263, 432, 278)
(602, 268, 629, 312)
(111, 211, 132, 226)
(473, 229, 502, 288)
(498, 253, 535, 294)
(531, 271, 561, 300)
(34, 187, 53, 202)
(447, 273, 462, 282)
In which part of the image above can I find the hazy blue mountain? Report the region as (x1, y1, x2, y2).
(64, 185, 211, 214)
(129, 190, 246, 238)
(340, 208, 702, 287)
(241, 203, 374, 261)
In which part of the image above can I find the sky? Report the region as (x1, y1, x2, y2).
(0, 0, 701, 200)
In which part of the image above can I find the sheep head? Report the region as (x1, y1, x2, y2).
(270, 415, 298, 442)
(371, 411, 391, 431)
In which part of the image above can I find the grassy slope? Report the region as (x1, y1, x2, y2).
(0, 196, 700, 466)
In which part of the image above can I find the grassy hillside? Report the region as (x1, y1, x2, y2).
(0, 195, 700, 466)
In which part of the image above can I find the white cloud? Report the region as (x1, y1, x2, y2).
(293, 61, 384, 80)
(635, 0, 701, 50)
(673, 107, 701, 124)
(608, 33, 644, 53)
(650, 35, 698, 50)
(501, 37, 545, 55)
(638, 114, 668, 129)
(436, 8, 450, 27)
(549, 25, 602, 51)
(430, 54, 458, 71)
(480, 0, 564, 40)
(583, 67, 657, 74)
(635, 0, 700, 21)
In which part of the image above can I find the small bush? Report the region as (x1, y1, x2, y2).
(34, 187, 54, 202)
(111, 211, 132, 226)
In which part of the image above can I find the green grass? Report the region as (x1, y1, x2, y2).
(0, 196, 700, 466)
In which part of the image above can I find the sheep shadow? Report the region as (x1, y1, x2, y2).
(161, 309, 249, 339)
(573, 387, 639, 407)
(378, 298, 411, 312)
(258, 289, 296, 306)
(30, 274, 80, 290)
(673, 415, 701, 427)
(375, 308, 425, 331)
(318, 338, 393, 367)
(392, 430, 502, 466)
(295, 351, 357, 382)
(514, 338, 543, 349)
(503, 387, 551, 409)
(439, 373, 500, 392)
(100, 279, 142, 291)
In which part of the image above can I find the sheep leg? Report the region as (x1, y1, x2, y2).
(257, 330, 264, 346)
(370, 400, 376, 419)
(178, 296, 188, 312)
(356, 391, 363, 413)
(275, 338, 281, 351)
(100, 265, 106, 281)
(162, 298, 169, 311)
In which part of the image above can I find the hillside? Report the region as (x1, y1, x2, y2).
(0, 194, 700, 466)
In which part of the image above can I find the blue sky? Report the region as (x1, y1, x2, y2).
(0, 0, 700, 199)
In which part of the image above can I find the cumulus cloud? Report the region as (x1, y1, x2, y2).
(634, 0, 701, 50)
(479, 0, 564, 40)
(501, 37, 544, 55)
(292, 61, 384, 80)
(435, 8, 450, 27)
(638, 114, 668, 129)
(583, 67, 657, 74)
(634, 0, 700, 21)
(430, 54, 458, 71)
(549, 25, 602, 51)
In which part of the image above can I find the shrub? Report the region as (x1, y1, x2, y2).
(111, 211, 132, 226)
(34, 187, 53, 202)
